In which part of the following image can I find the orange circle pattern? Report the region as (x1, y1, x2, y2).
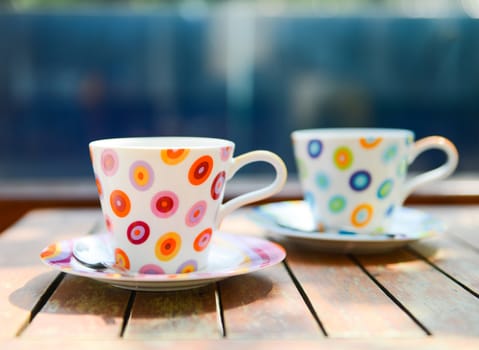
(188, 155, 213, 186)
(351, 203, 374, 228)
(155, 232, 181, 261)
(359, 137, 383, 149)
(110, 190, 131, 218)
(161, 149, 190, 165)
(194, 228, 212, 252)
(115, 248, 131, 270)
(333, 147, 353, 170)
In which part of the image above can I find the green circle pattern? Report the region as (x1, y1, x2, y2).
(328, 195, 346, 213)
(377, 179, 394, 199)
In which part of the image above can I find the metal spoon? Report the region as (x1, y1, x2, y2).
(72, 235, 133, 275)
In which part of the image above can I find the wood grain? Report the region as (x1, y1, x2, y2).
(0, 209, 102, 338)
(219, 263, 323, 339)
(124, 284, 221, 340)
(285, 246, 425, 338)
(357, 249, 479, 336)
(21, 275, 130, 339)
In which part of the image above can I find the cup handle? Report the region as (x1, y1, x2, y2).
(215, 150, 287, 227)
(401, 136, 458, 203)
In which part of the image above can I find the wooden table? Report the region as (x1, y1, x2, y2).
(0, 205, 478, 349)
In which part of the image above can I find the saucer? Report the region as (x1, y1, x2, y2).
(40, 232, 286, 291)
(251, 201, 445, 254)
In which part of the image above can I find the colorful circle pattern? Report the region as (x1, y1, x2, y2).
(127, 220, 150, 245)
(129, 161, 154, 191)
(155, 232, 181, 262)
(95, 175, 103, 199)
(194, 228, 212, 252)
(161, 149, 190, 165)
(101, 149, 119, 176)
(115, 248, 130, 270)
(211, 171, 226, 200)
(334, 146, 353, 170)
(328, 195, 346, 213)
(315, 172, 330, 190)
(151, 191, 179, 218)
(176, 259, 198, 274)
(349, 170, 371, 191)
(298, 135, 414, 232)
(139, 264, 165, 275)
(377, 179, 394, 199)
(307, 139, 323, 158)
(383, 144, 398, 163)
(351, 203, 373, 228)
(110, 190, 131, 218)
(189, 155, 213, 186)
(359, 137, 383, 149)
(185, 200, 207, 227)
(220, 146, 232, 161)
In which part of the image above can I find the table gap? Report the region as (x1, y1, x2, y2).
(283, 260, 328, 337)
(405, 247, 479, 299)
(214, 282, 226, 338)
(119, 291, 136, 338)
(16, 272, 66, 337)
(348, 254, 432, 336)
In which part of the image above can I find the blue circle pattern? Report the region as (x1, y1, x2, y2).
(382, 144, 398, 164)
(315, 172, 330, 190)
(304, 191, 315, 208)
(385, 204, 395, 217)
(307, 140, 323, 158)
(349, 170, 371, 191)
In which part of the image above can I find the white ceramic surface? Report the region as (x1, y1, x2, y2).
(40, 232, 286, 291)
(251, 201, 446, 254)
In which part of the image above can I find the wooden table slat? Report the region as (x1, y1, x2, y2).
(357, 249, 479, 336)
(285, 246, 426, 338)
(219, 264, 324, 339)
(124, 284, 221, 340)
(0, 209, 102, 338)
(21, 275, 131, 339)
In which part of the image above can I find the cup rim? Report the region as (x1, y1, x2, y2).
(89, 136, 235, 150)
(291, 128, 415, 139)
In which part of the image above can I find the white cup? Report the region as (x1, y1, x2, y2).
(292, 128, 458, 234)
(90, 137, 287, 274)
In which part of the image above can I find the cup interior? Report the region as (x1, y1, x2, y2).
(90, 137, 234, 150)
(292, 128, 414, 140)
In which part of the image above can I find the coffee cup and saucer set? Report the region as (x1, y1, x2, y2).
(40, 129, 458, 290)
(40, 137, 288, 291)
(252, 128, 458, 254)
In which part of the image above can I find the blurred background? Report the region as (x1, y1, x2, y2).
(1, 0, 479, 180)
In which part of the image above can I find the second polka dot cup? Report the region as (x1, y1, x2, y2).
(292, 128, 458, 235)
(89, 137, 287, 274)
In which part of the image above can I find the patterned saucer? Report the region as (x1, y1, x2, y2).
(251, 201, 445, 254)
(40, 232, 285, 291)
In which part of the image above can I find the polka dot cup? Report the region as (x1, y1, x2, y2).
(90, 137, 287, 274)
(292, 128, 458, 235)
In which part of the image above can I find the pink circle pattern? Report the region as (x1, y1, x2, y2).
(151, 191, 179, 218)
(101, 149, 119, 176)
(185, 200, 207, 227)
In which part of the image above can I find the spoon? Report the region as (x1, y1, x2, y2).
(72, 235, 133, 275)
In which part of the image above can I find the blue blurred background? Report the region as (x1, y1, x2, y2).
(1, 1, 479, 179)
